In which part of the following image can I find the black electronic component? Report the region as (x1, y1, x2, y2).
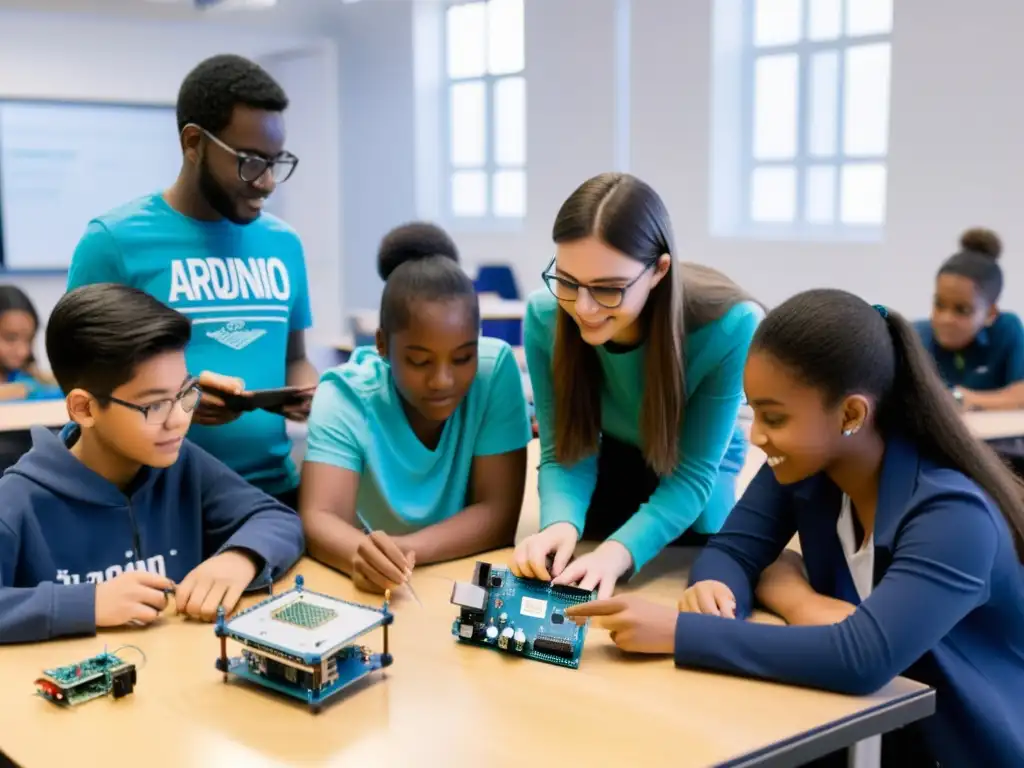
(473, 561, 491, 588)
(489, 574, 503, 588)
(533, 635, 574, 658)
(551, 612, 565, 625)
(110, 667, 137, 699)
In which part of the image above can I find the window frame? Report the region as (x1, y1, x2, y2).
(737, 0, 892, 241)
(440, 0, 527, 230)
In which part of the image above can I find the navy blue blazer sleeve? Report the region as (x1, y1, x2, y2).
(687, 464, 797, 618)
(675, 490, 1000, 695)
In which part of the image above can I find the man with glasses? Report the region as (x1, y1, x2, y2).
(0, 284, 303, 644)
(68, 54, 317, 510)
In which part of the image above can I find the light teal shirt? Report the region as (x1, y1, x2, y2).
(305, 337, 532, 533)
(67, 193, 312, 495)
(524, 289, 761, 571)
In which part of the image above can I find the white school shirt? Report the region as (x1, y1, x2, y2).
(837, 493, 875, 601)
(837, 494, 883, 767)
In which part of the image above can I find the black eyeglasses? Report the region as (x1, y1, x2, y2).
(104, 377, 202, 425)
(541, 257, 654, 309)
(193, 125, 299, 184)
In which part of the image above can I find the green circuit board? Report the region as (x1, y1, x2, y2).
(42, 653, 128, 686)
(35, 651, 138, 707)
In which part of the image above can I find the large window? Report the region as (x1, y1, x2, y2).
(722, 0, 893, 239)
(443, 0, 526, 222)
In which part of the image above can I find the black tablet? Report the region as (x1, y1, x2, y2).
(217, 386, 315, 414)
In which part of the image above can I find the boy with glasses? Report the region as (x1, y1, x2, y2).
(67, 53, 317, 510)
(0, 284, 304, 644)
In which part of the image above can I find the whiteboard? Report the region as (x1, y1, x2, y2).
(0, 100, 181, 271)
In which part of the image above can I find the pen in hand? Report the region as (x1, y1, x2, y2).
(355, 512, 423, 607)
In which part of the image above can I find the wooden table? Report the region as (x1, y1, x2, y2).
(963, 409, 1024, 440)
(0, 548, 933, 768)
(0, 399, 67, 432)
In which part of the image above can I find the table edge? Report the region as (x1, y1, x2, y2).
(716, 685, 936, 768)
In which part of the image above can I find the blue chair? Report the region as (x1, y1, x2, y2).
(474, 264, 522, 346)
(475, 265, 520, 300)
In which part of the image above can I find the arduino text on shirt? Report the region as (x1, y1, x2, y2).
(167, 256, 291, 351)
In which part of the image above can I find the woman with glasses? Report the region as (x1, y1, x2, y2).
(66, 54, 318, 512)
(511, 173, 762, 598)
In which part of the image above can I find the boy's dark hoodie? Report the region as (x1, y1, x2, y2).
(0, 425, 304, 643)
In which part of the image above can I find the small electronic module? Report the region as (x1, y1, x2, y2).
(34, 647, 140, 706)
(215, 574, 394, 711)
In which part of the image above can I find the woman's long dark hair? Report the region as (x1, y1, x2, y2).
(550, 172, 757, 476)
(754, 288, 1024, 560)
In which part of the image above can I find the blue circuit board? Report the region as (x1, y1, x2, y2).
(215, 575, 394, 711)
(225, 644, 385, 708)
(450, 561, 595, 669)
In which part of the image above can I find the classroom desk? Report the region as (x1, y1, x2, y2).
(963, 408, 1024, 440)
(0, 547, 933, 768)
(0, 398, 67, 432)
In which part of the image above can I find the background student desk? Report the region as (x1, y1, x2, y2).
(0, 399, 68, 432)
(0, 547, 933, 768)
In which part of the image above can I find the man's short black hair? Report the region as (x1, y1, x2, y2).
(46, 284, 191, 396)
(176, 53, 289, 134)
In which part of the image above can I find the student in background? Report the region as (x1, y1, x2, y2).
(566, 289, 1024, 767)
(0, 284, 304, 644)
(301, 223, 531, 594)
(67, 54, 317, 509)
(915, 227, 1024, 410)
(512, 172, 761, 599)
(0, 285, 60, 401)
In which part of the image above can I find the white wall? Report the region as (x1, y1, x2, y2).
(632, 0, 1024, 317)
(0, 8, 341, 361)
(334, 0, 1024, 321)
(7, 0, 1024, 347)
(334, 0, 418, 310)
(258, 46, 344, 340)
(426, 0, 623, 308)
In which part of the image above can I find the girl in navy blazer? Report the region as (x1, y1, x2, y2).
(567, 288, 1024, 767)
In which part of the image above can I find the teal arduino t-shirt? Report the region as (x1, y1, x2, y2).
(66, 193, 313, 495)
(525, 288, 762, 571)
(305, 337, 532, 534)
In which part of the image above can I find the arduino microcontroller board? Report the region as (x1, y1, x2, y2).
(215, 574, 394, 711)
(450, 561, 595, 669)
(35, 651, 137, 706)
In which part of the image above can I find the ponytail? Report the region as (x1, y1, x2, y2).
(883, 310, 1024, 559)
(752, 288, 1024, 562)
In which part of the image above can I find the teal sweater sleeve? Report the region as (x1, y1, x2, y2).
(524, 293, 597, 538)
(610, 304, 761, 569)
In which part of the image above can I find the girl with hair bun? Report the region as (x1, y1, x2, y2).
(301, 222, 532, 594)
(915, 227, 1024, 410)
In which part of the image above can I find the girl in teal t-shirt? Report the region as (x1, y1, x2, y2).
(0, 285, 62, 402)
(302, 223, 532, 594)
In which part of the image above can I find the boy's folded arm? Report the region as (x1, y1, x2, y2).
(193, 445, 305, 586)
(0, 582, 96, 644)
